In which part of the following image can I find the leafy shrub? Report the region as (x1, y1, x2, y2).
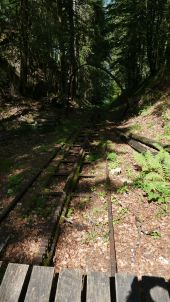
(107, 151, 120, 169)
(7, 174, 23, 196)
(107, 152, 117, 161)
(134, 150, 170, 203)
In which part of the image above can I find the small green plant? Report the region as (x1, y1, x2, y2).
(126, 167, 135, 179)
(150, 231, 161, 239)
(117, 185, 129, 194)
(107, 152, 117, 161)
(163, 125, 170, 137)
(91, 186, 96, 192)
(156, 204, 170, 218)
(162, 112, 169, 124)
(85, 231, 97, 243)
(7, 174, 23, 196)
(103, 231, 109, 243)
(111, 196, 119, 205)
(113, 207, 129, 224)
(86, 152, 101, 162)
(139, 99, 152, 117)
(97, 191, 106, 198)
(107, 152, 119, 170)
(134, 150, 170, 203)
(90, 169, 96, 175)
(78, 196, 91, 208)
(92, 206, 102, 215)
(130, 123, 142, 132)
(147, 121, 155, 129)
(29, 195, 53, 217)
(161, 112, 170, 139)
(67, 208, 74, 218)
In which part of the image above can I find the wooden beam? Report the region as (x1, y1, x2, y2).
(87, 272, 111, 302)
(24, 266, 54, 302)
(0, 263, 29, 302)
(115, 274, 141, 302)
(55, 270, 82, 302)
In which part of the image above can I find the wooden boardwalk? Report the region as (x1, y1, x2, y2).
(0, 263, 169, 301)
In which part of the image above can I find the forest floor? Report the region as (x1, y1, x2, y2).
(0, 91, 169, 279)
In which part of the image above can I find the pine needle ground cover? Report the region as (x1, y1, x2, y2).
(105, 94, 170, 279)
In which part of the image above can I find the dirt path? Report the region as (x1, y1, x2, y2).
(0, 110, 169, 280)
(54, 123, 170, 279)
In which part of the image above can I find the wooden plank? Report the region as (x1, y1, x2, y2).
(115, 273, 140, 302)
(24, 266, 54, 302)
(87, 272, 111, 302)
(142, 276, 170, 302)
(0, 263, 29, 302)
(55, 269, 82, 302)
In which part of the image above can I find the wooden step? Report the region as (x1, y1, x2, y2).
(0, 264, 169, 302)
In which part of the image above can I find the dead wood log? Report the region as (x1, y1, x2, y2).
(115, 129, 156, 154)
(129, 133, 170, 153)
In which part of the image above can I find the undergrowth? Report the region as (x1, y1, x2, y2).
(107, 151, 119, 169)
(134, 150, 170, 203)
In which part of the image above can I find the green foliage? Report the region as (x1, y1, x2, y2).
(97, 191, 106, 198)
(113, 207, 129, 225)
(163, 125, 170, 138)
(33, 144, 51, 153)
(107, 151, 120, 169)
(91, 186, 97, 192)
(7, 174, 23, 196)
(117, 185, 129, 194)
(107, 152, 117, 161)
(130, 124, 142, 132)
(134, 150, 170, 203)
(150, 231, 161, 239)
(86, 152, 101, 162)
(67, 208, 74, 218)
(85, 231, 97, 243)
(156, 204, 170, 218)
(92, 206, 102, 216)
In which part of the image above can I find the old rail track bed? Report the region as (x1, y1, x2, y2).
(0, 127, 89, 263)
(0, 119, 169, 280)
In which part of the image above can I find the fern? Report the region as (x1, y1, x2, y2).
(134, 150, 170, 203)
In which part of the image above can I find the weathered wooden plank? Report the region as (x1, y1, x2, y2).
(87, 272, 111, 302)
(0, 263, 29, 302)
(24, 266, 54, 302)
(55, 270, 82, 302)
(115, 274, 140, 302)
(142, 276, 170, 302)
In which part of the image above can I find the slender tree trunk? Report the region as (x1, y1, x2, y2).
(57, 0, 67, 103)
(68, 0, 77, 106)
(20, 0, 29, 95)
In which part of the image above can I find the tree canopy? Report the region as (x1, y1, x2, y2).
(0, 0, 170, 107)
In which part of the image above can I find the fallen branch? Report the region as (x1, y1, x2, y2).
(129, 133, 170, 153)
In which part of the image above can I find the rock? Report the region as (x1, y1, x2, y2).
(111, 167, 122, 175)
(133, 164, 142, 171)
(121, 177, 133, 185)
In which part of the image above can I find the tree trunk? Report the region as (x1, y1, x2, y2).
(20, 0, 29, 95)
(68, 0, 77, 107)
